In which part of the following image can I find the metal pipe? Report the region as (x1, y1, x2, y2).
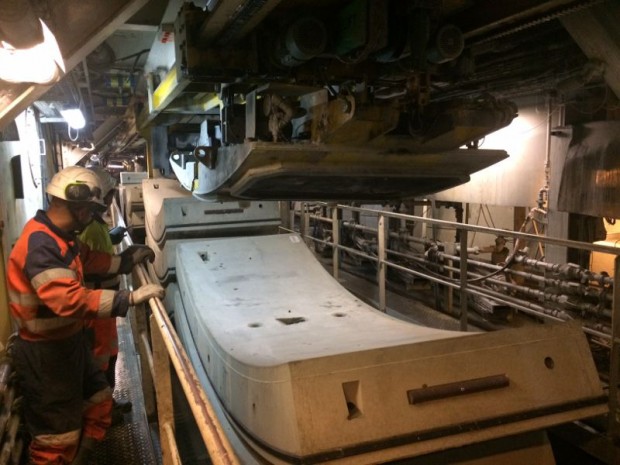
(299, 203, 616, 336)
(385, 260, 460, 290)
(466, 283, 571, 322)
(162, 422, 182, 465)
(540, 93, 552, 210)
(468, 280, 611, 341)
(582, 322, 612, 339)
(344, 223, 613, 301)
(378, 215, 387, 312)
(310, 223, 614, 335)
(308, 213, 333, 224)
(385, 257, 568, 324)
(322, 220, 611, 317)
(442, 262, 612, 320)
(433, 252, 612, 322)
(439, 251, 612, 303)
(436, 253, 612, 317)
(515, 255, 613, 286)
(332, 207, 340, 280)
(388, 245, 612, 317)
(322, 203, 620, 256)
(380, 255, 613, 337)
(459, 230, 468, 331)
(140, 332, 155, 380)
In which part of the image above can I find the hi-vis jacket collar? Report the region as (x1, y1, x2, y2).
(34, 209, 77, 243)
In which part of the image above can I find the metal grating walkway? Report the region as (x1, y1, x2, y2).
(91, 316, 161, 465)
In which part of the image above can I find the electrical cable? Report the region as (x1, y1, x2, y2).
(68, 125, 79, 142)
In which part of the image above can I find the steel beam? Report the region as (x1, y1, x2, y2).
(561, 1, 620, 99)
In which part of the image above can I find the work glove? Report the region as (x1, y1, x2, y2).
(129, 283, 165, 306)
(119, 244, 155, 273)
(109, 226, 127, 245)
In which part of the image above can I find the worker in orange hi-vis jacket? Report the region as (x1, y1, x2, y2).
(79, 166, 132, 425)
(7, 166, 164, 465)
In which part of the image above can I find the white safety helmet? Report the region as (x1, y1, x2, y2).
(46, 165, 106, 210)
(88, 166, 117, 197)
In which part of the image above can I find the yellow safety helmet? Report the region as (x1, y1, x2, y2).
(46, 166, 106, 210)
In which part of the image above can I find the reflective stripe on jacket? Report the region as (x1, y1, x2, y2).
(79, 214, 121, 367)
(7, 210, 128, 341)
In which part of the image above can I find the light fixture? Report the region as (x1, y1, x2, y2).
(60, 108, 86, 130)
(0, 19, 65, 84)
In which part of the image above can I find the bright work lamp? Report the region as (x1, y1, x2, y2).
(60, 108, 86, 130)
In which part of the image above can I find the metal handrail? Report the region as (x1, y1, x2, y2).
(111, 200, 240, 465)
(133, 264, 240, 465)
(314, 202, 620, 256)
(295, 201, 620, 439)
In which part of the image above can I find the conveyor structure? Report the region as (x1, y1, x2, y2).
(142, 2, 518, 202)
(142, 177, 281, 284)
(118, 176, 146, 243)
(167, 233, 607, 464)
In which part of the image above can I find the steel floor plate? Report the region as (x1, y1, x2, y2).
(91, 316, 161, 465)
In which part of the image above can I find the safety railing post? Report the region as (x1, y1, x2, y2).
(332, 206, 341, 280)
(279, 201, 291, 232)
(459, 229, 469, 331)
(301, 202, 309, 243)
(608, 256, 620, 438)
(445, 257, 454, 314)
(378, 214, 387, 312)
(150, 314, 181, 465)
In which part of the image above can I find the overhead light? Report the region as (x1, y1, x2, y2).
(60, 108, 86, 130)
(0, 19, 65, 84)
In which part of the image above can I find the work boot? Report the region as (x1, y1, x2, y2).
(71, 436, 97, 465)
